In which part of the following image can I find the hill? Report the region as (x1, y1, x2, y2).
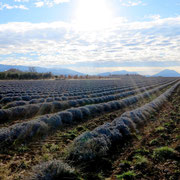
(0, 64, 84, 76)
(98, 70, 138, 76)
(153, 69, 180, 77)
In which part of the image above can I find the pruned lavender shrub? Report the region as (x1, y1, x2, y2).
(68, 100, 77, 107)
(28, 160, 77, 180)
(51, 101, 62, 112)
(102, 103, 111, 112)
(68, 108, 83, 121)
(0, 97, 13, 104)
(68, 131, 111, 162)
(38, 103, 52, 115)
(40, 115, 62, 129)
(3, 101, 27, 109)
(58, 111, 73, 124)
(22, 96, 31, 101)
(46, 98, 53, 102)
(79, 107, 91, 117)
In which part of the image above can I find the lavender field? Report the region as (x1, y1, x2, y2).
(0, 76, 179, 179)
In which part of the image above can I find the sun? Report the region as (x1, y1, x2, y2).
(74, 0, 113, 30)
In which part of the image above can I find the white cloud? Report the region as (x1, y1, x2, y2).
(44, 0, 70, 7)
(14, 0, 29, 2)
(34, 1, 44, 7)
(1, 0, 70, 10)
(0, 16, 180, 72)
(119, 0, 146, 7)
(0, 3, 28, 10)
(53, 0, 70, 4)
(144, 14, 161, 20)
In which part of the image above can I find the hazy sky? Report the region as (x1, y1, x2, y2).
(0, 0, 180, 75)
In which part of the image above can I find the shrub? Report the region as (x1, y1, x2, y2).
(102, 103, 111, 112)
(29, 160, 77, 180)
(22, 96, 31, 101)
(86, 105, 98, 114)
(29, 99, 39, 104)
(68, 132, 111, 162)
(68, 109, 83, 121)
(11, 106, 27, 119)
(0, 97, 13, 104)
(46, 98, 53, 102)
(133, 155, 149, 168)
(116, 171, 136, 180)
(155, 126, 165, 133)
(3, 101, 26, 109)
(121, 117, 136, 131)
(153, 146, 176, 161)
(51, 102, 62, 112)
(0, 109, 11, 123)
(58, 111, 73, 124)
(78, 107, 90, 118)
(25, 105, 39, 118)
(39, 103, 52, 114)
(68, 100, 77, 107)
(41, 115, 62, 129)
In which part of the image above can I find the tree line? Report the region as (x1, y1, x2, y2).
(0, 68, 53, 80)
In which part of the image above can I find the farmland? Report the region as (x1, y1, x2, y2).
(0, 76, 179, 180)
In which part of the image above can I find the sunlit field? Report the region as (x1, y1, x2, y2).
(0, 76, 180, 179)
(0, 0, 180, 179)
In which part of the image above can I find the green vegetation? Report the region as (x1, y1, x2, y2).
(134, 147, 149, 156)
(155, 126, 165, 133)
(17, 145, 29, 152)
(149, 138, 159, 146)
(153, 146, 176, 161)
(0, 68, 53, 80)
(116, 171, 136, 180)
(120, 160, 132, 166)
(176, 135, 180, 140)
(133, 155, 149, 167)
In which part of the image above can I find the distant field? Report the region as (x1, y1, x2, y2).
(0, 76, 179, 180)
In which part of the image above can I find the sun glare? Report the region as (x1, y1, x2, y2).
(74, 0, 113, 30)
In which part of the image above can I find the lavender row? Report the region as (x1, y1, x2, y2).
(0, 80, 176, 149)
(0, 78, 172, 105)
(0, 79, 176, 124)
(67, 81, 180, 162)
(1, 79, 170, 109)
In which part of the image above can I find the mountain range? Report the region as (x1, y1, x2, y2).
(0, 64, 84, 76)
(0, 64, 180, 77)
(98, 69, 180, 77)
(152, 69, 180, 77)
(98, 70, 138, 76)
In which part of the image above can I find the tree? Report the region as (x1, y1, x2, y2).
(28, 67, 36, 73)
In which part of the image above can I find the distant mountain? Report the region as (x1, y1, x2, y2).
(0, 64, 84, 76)
(153, 69, 180, 77)
(98, 70, 138, 76)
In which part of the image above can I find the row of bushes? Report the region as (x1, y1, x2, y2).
(0, 82, 137, 104)
(0, 80, 177, 149)
(1, 79, 168, 108)
(28, 80, 180, 180)
(67, 81, 180, 162)
(0, 80, 175, 123)
(0, 72, 53, 80)
(0, 79, 168, 105)
(1, 78, 173, 99)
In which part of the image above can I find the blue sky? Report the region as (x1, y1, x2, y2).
(0, 0, 180, 75)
